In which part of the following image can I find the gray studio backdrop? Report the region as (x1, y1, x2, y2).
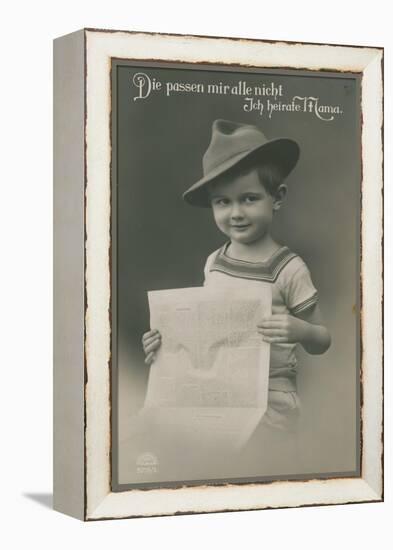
(112, 61, 360, 486)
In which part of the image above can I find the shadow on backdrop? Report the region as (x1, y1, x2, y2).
(23, 493, 53, 509)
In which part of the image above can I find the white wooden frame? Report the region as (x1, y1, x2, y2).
(53, 28, 383, 521)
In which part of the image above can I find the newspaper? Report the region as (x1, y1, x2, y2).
(141, 285, 271, 450)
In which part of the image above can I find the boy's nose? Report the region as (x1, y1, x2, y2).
(230, 203, 244, 219)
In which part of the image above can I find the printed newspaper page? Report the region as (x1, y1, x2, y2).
(140, 285, 271, 451)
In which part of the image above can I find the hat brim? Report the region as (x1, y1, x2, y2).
(183, 138, 300, 207)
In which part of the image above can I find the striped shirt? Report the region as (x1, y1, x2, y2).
(203, 243, 318, 391)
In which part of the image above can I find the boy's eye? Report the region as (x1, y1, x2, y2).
(213, 198, 229, 206)
(243, 195, 259, 203)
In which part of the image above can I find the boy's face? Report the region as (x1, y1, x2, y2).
(209, 169, 277, 246)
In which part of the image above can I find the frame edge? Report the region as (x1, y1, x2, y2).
(53, 29, 86, 521)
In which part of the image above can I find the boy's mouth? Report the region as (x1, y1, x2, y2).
(231, 223, 251, 229)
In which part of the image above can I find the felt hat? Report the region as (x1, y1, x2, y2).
(183, 119, 300, 207)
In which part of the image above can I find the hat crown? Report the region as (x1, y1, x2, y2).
(183, 118, 299, 207)
(203, 119, 269, 175)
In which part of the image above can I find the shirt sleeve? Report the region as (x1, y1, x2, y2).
(203, 259, 210, 285)
(203, 249, 219, 286)
(283, 260, 318, 315)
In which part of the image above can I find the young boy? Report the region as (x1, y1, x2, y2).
(142, 119, 330, 471)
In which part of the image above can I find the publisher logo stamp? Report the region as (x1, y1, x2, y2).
(136, 452, 159, 474)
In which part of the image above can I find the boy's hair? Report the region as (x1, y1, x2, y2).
(211, 160, 285, 199)
(254, 163, 285, 197)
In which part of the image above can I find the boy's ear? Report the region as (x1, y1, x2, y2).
(273, 184, 287, 211)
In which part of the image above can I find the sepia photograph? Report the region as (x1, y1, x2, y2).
(3, 0, 390, 545)
(111, 60, 361, 489)
(53, 28, 383, 520)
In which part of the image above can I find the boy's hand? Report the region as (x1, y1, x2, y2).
(142, 329, 162, 365)
(257, 314, 309, 344)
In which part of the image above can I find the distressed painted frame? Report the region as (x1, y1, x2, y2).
(53, 28, 383, 521)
